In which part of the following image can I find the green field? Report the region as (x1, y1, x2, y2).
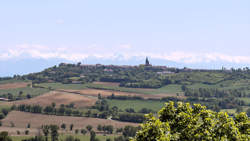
(239, 97, 250, 105)
(107, 99, 166, 112)
(87, 83, 183, 95)
(220, 109, 236, 114)
(0, 87, 49, 98)
(11, 134, 116, 141)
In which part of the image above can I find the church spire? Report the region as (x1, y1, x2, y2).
(145, 57, 150, 66)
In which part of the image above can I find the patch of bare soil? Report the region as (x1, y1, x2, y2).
(11, 91, 97, 108)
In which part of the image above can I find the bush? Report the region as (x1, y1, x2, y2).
(75, 129, 79, 134)
(80, 129, 87, 135)
(0, 131, 12, 141)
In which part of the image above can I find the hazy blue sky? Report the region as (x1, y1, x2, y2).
(0, 0, 249, 76)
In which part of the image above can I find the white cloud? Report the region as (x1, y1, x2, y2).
(1, 44, 250, 65)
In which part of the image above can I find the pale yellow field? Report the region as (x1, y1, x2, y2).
(10, 91, 97, 108)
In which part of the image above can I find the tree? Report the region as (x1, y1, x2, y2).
(0, 131, 12, 141)
(132, 101, 250, 141)
(97, 124, 102, 131)
(26, 94, 31, 99)
(61, 123, 66, 130)
(2, 108, 9, 116)
(80, 129, 87, 135)
(75, 129, 79, 134)
(50, 125, 59, 141)
(123, 126, 138, 138)
(86, 125, 93, 132)
(90, 131, 96, 141)
(42, 125, 50, 141)
(247, 108, 250, 116)
(52, 102, 56, 108)
(70, 124, 74, 131)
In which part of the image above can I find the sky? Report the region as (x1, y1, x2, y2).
(0, 0, 249, 76)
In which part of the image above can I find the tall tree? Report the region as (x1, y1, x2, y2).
(50, 125, 59, 141)
(133, 101, 250, 141)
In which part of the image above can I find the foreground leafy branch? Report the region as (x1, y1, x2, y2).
(132, 101, 250, 141)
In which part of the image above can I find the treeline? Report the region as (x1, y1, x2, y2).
(107, 93, 180, 102)
(184, 87, 250, 98)
(0, 92, 32, 101)
(0, 108, 10, 123)
(114, 113, 145, 123)
(13, 103, 83, 117)
(107, 94, 143, 100)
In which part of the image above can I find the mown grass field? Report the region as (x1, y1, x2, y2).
(107, 99, 166, 112)
(86, 83, 183, 95)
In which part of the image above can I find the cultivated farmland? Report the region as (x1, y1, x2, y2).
(1, 111, 138, 135)
(10, 91, 97, 108)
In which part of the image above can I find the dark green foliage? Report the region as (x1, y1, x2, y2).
(70, 124, 74, 131)
(61, 123, 66, 130)
(80, 129, 87, 135)
(122, 126, 139, 138)
(42, 125, 50, 141)
(50, 125, 59, 141)
(125, 108, 135, 113)
(0, 131, 12, 141)
(133, 101, 250, 141)
(0, 113, 5, 119)
(97, 125, 114, 134)
(90, 131, 96, 141)
(247, 108, 250, 116)
(1, 108, 10, 116)
(15, 104, 83, 117)
(75, 129, 79, 134)
(86, 125, 93, 132)
(115, 113, 145, 123)
(107, 95, 143, 100)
